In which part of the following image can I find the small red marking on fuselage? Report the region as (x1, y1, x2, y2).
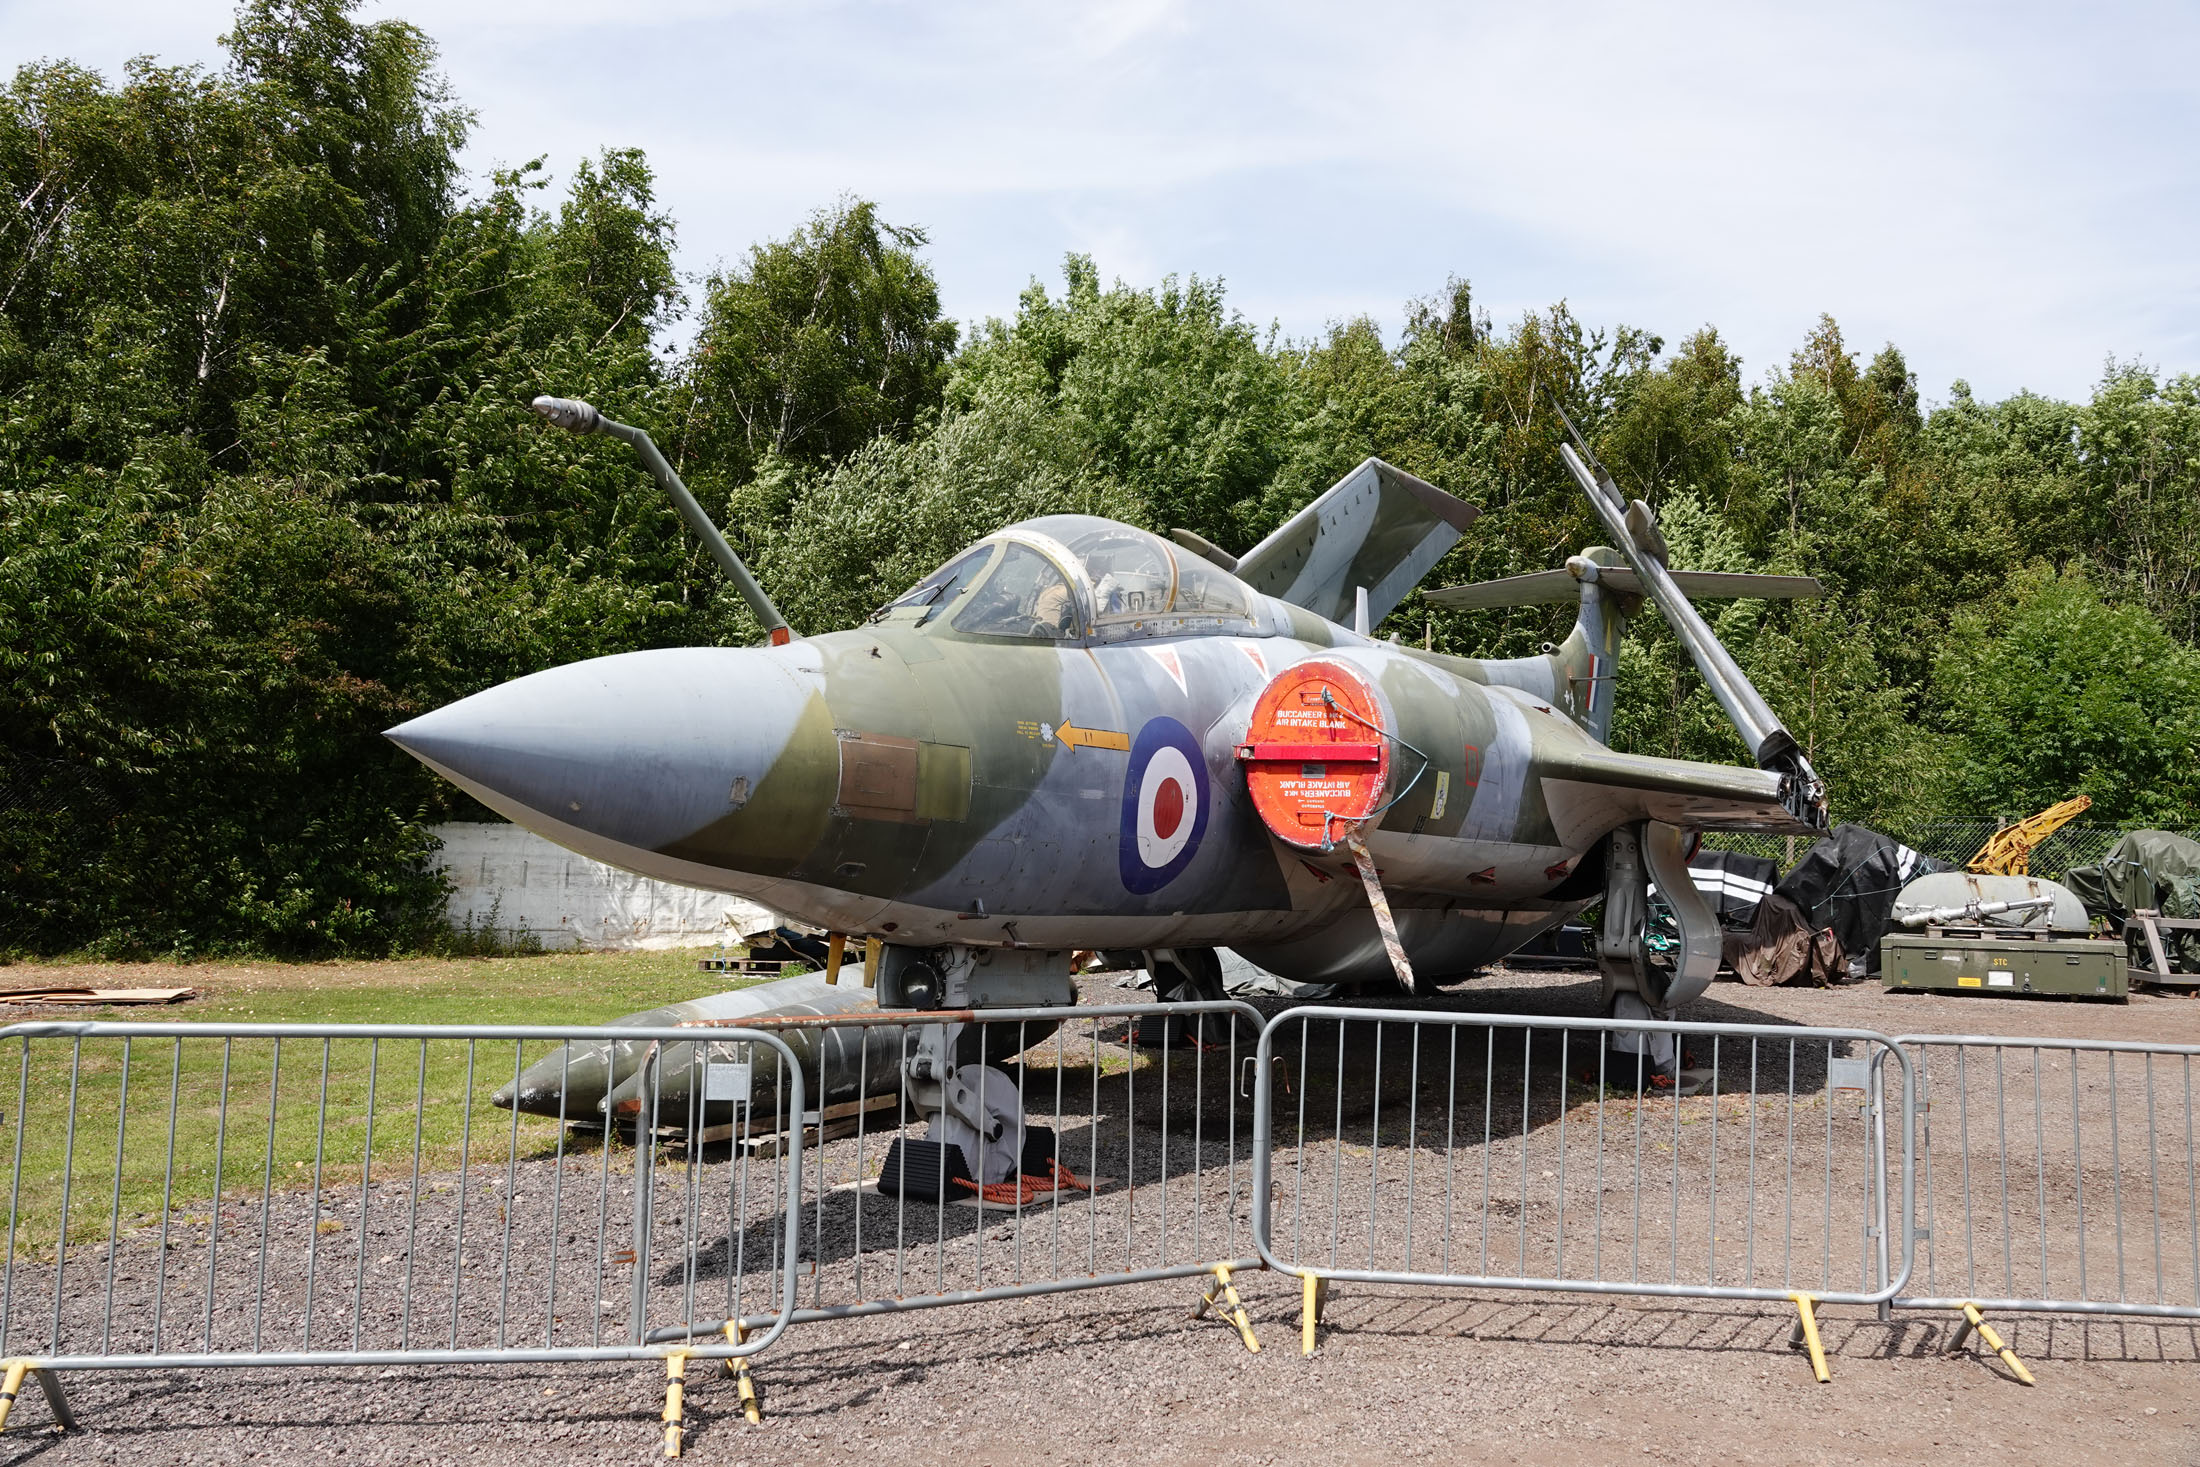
(1145, 646, 1188, 695)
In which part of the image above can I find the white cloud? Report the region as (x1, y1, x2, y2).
(5, 0, 2194, 397)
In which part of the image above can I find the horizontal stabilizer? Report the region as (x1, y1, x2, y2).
(1427, 566, 1821, 609)
(1236, 458, 1478, 627)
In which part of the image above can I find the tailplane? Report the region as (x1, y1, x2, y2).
(1426, 553, 1821, 746)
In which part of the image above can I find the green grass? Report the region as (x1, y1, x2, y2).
(0, 952, 770, 1254)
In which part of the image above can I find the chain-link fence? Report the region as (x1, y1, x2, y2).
(1701, 823, 2200, 883)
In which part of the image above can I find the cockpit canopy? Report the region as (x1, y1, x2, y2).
(878, 515, 1264, 643)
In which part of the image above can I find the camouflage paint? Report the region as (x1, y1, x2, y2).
(393, 471, 1804, 987)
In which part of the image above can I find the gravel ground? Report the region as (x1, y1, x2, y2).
(3, 967, 2198, 1465)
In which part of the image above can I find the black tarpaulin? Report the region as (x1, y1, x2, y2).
(1688, 850, 1781, 927)
(1775, 824, 1951, 967)
(1647, 850, 1780, 931)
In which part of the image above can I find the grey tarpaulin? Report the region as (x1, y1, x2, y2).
(2067, 830, 2200, 970)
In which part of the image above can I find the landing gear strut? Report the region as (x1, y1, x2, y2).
(1597, 820, 1721, 1084)
(1138, 947, 1229, 1046)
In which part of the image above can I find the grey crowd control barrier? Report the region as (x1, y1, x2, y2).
(1248, 1007, 1914, 1374)
(698, 1000, 1268, 1350)
(1894, 1035, 2200, 1329)
(10, 1000, 2200, 1450)
(0, 1001, 1271, 1450)
(0, 1021, 804, 1443)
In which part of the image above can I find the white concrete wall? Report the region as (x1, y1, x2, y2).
(430, 822, 778, 950)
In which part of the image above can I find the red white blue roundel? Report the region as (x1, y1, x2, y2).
(1120, 717, 1210, 894)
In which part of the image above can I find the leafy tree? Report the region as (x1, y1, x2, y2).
(1932, 572, 2200, 824)
(679, 199, 957, 490)
(9, 0, 2200, 959)
(0, 1, 693, 956)
(950, 255, 1294, 549)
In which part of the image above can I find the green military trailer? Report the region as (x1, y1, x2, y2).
(1881, 929, 2127, 1001)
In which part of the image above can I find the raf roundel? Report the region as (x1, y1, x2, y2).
(1119, 717, 1210, 894)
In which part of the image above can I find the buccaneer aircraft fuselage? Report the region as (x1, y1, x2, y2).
(390, 396, 1827, 1018)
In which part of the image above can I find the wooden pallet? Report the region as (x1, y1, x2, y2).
(695, 957, 806, 976)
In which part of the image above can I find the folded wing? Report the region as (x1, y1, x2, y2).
(1538, 743, 1819, 843)
(1233, 458, 1478, 627)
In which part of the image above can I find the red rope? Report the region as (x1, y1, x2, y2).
(951, 1158, 1092, 1205)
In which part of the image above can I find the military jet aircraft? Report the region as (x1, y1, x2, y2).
(388, 395, 1824, 1142)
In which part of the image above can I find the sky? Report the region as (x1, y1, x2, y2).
(6, 0, 2196, 404)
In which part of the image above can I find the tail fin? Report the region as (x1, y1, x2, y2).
(1426, 553, 1821, 745)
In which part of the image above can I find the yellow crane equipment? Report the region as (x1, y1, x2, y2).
(1968, 795, 2093, 876)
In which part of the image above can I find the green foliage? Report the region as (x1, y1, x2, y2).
(679, 198, 958, 492)
(1932, 572, 2200, 824)
(0, 1, 708, 957)
(949, 255, 1296, 548)
(4, 2, 2197, 960)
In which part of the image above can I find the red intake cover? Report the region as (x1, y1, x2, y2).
(1236, 659, 1390, 850)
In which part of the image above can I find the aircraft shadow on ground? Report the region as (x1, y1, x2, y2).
(1254, 975, 1868, 1132)
(671, 1050, 1261, 1283)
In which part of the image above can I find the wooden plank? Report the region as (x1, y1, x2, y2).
(2136, 910, 2177, 984)
(671, 1091, 903, 1151)
(0, 987, 198, 1005)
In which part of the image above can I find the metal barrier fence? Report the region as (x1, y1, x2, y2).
(696, 1000, 1268, 1345)
(0, 1002, 1270, 1446)
(0, 1022, 804, 1392)
(1250, 1007, 1914, 1371)
(1895, 1034, 2200, 1325)
(17, 1000, 2200, 1443)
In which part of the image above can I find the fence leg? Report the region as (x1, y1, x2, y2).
(1191, 1263, 1262, 1354)
(0, 1360, 27, 1432)
(1301, 1275, 1328, 1358)
(30, 1370, 74, 1431)
(719, 1321, 762, 1424)
(1951, 1303, 2036, 1386)
(1787, 1293, 1831, 1384)
(662, 1350, 690, 1459)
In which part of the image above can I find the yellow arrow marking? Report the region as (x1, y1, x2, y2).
(1056, 722, 1130, 753)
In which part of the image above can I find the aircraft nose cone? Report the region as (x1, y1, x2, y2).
(386, 647, 820, 859)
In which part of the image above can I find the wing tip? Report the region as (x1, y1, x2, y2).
(1369, 459, 1479, 531)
